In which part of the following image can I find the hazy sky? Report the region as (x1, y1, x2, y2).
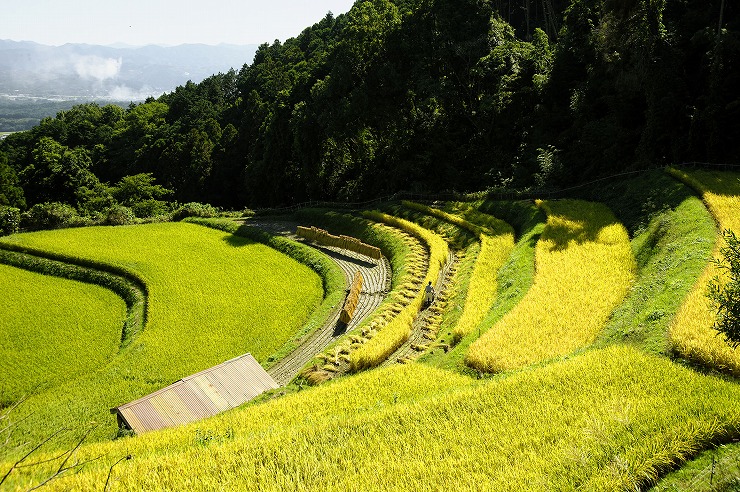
(1, 0, 356, 47)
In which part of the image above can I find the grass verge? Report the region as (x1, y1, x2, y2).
(585, 170, 717, 355)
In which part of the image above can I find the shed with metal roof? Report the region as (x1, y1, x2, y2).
(111, 353, 278, 434)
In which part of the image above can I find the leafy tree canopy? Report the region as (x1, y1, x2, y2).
(0, 0, 737, 210)
(709, 229, 740, 348)
(110, 173, 173, 207)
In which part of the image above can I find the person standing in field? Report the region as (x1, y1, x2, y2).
(424, 281, 435, 306)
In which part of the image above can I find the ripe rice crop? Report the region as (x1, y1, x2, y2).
(401, 202, 515, 343)
(6, 345, 740, 491)
(349, 211, 449, 370)
(381, 203, 481, 352)
(423, 201, 547, 372)
(390, 203, 477, 249)
(466, 199, 635, 372)
(0, 222, 323, 448)
(0, 264, 125, 404)
(666, 168, 740, 375)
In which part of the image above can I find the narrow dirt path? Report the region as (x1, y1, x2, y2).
(245, 220, 391, 386)
(380, 251, 460, 367)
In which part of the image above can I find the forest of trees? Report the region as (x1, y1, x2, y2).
(0, 0, 738, 217)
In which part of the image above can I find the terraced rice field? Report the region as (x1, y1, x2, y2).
(466, 199, 636, 372)
(243, 219, 393, 385)
(400, 201, 515, 344)
(5, 345, 740, 491)
(0, 264, 125, 404)
(3, 169, 740, 490)
(0, 222, 324, 447)
(349, 211, 448, 370)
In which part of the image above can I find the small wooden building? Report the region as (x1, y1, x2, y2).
(111, 353, 278, 434)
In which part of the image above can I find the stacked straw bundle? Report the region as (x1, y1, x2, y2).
(340, 271, 364, 324)
(296, 226, 381, 259)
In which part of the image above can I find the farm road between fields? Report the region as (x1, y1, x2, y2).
(246, 219, 391, 385)
(381, 250, 459, 367)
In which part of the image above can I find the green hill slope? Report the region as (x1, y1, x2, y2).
(2, 172, 739, 490)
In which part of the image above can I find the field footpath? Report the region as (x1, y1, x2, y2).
(381, 250, 459, 366)
(246, 219, 391, 385)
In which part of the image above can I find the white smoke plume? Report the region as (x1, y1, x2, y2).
(73, 55, 122, 81)
(107, 85, 159, 101)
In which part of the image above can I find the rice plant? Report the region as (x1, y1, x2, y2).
(466, 199, 635, 372)
(295, 213, 424, 382)
(0, 264, 125, 404)
(5, 345, 740, 491)
(423, 200, 546, 373)
(400, 201, 515, 344)
(349, 211, 448, 370)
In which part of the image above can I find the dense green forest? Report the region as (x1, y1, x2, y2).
(0, 0, 737, 217)
(0, 99, 111, 132)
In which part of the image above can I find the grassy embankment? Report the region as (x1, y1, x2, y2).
(653, 442, 740, 492)
(647, 168, 740, 491)
(582, 169, 717, 355)
(0, 222, 323, 449)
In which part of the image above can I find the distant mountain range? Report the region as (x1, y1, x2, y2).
(0, 40, 258, 101)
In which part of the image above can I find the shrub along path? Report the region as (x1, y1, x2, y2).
(246, 219, 391, 385)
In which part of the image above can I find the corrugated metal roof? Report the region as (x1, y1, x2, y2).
(111, 353, 278, 434)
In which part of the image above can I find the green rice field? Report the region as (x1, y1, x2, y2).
(0, 222, 324, 447)
(0, 264, 126, 405)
